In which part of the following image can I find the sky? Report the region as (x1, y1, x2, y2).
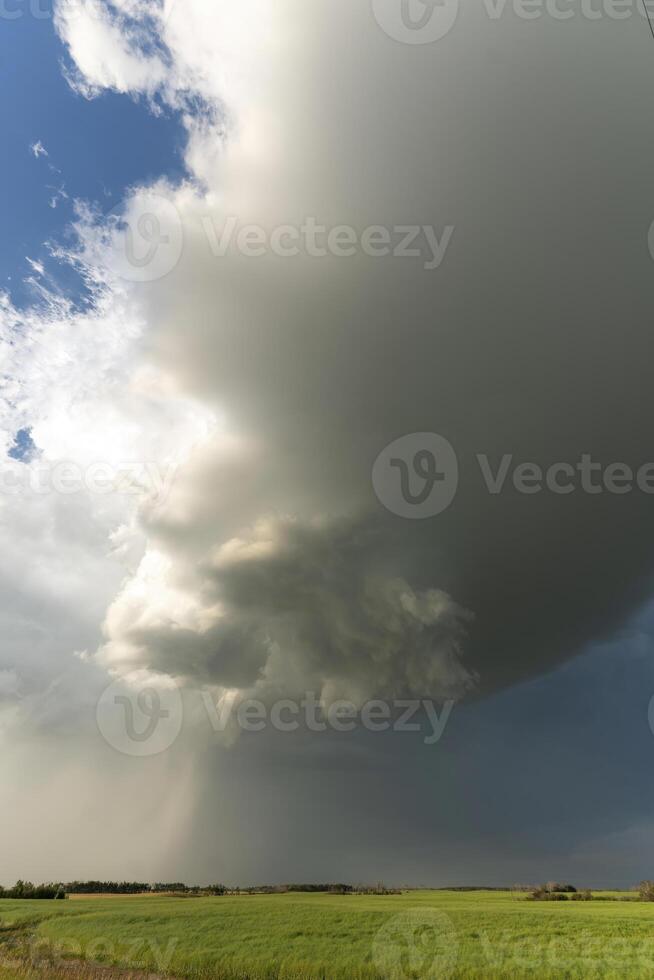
(2, 0, 654, 889)
(0, 3, 187, 308)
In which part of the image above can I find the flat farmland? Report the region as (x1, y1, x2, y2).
(2, 890, 654, 978)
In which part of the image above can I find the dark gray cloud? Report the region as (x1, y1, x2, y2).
(93, 3, 654, 702)
(111, 515, 474, 698)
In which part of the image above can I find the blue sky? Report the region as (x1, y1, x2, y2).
(0, 4, 186, 307)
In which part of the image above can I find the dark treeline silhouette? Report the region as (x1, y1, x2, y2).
(65, 881, 150, 894)
(443, 886, 521, 892)
(241, 883, 353, 895)
(1, 880, 403, 900)
(62, 881, 400, 896)
(240, 883, 400, 895)
(65, 881, 229, 895)
(529, 883, 595, 901)
(153, 883, 228, 895)
(0, 881, 66, 900)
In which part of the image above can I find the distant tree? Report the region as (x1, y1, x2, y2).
(0, 881, 64, 900)
(530, 885, 569, 901)
(639, 881, 654, 901)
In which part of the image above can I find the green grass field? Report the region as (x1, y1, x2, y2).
(2, 890, 654, 979)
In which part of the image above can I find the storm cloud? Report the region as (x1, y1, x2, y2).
(51, 0, 654, 702)
(2, 0, 654, 885)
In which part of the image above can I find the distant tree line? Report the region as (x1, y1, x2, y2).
(1, 880, 403, 900)
(64, 882, 229, 895)
(529, 883, 593, 901)
(0, 881, 66, 900)
(237, 883, 400, 895)
(241, 884, 353, 895)
(65, 881, 151, 894)
(449, 886, 519, 892)
(63, 881, 400, 896)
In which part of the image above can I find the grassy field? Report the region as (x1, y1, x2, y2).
(2, 890, 654, 978)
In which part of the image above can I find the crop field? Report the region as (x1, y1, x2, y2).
(2, 890, 654, 979)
